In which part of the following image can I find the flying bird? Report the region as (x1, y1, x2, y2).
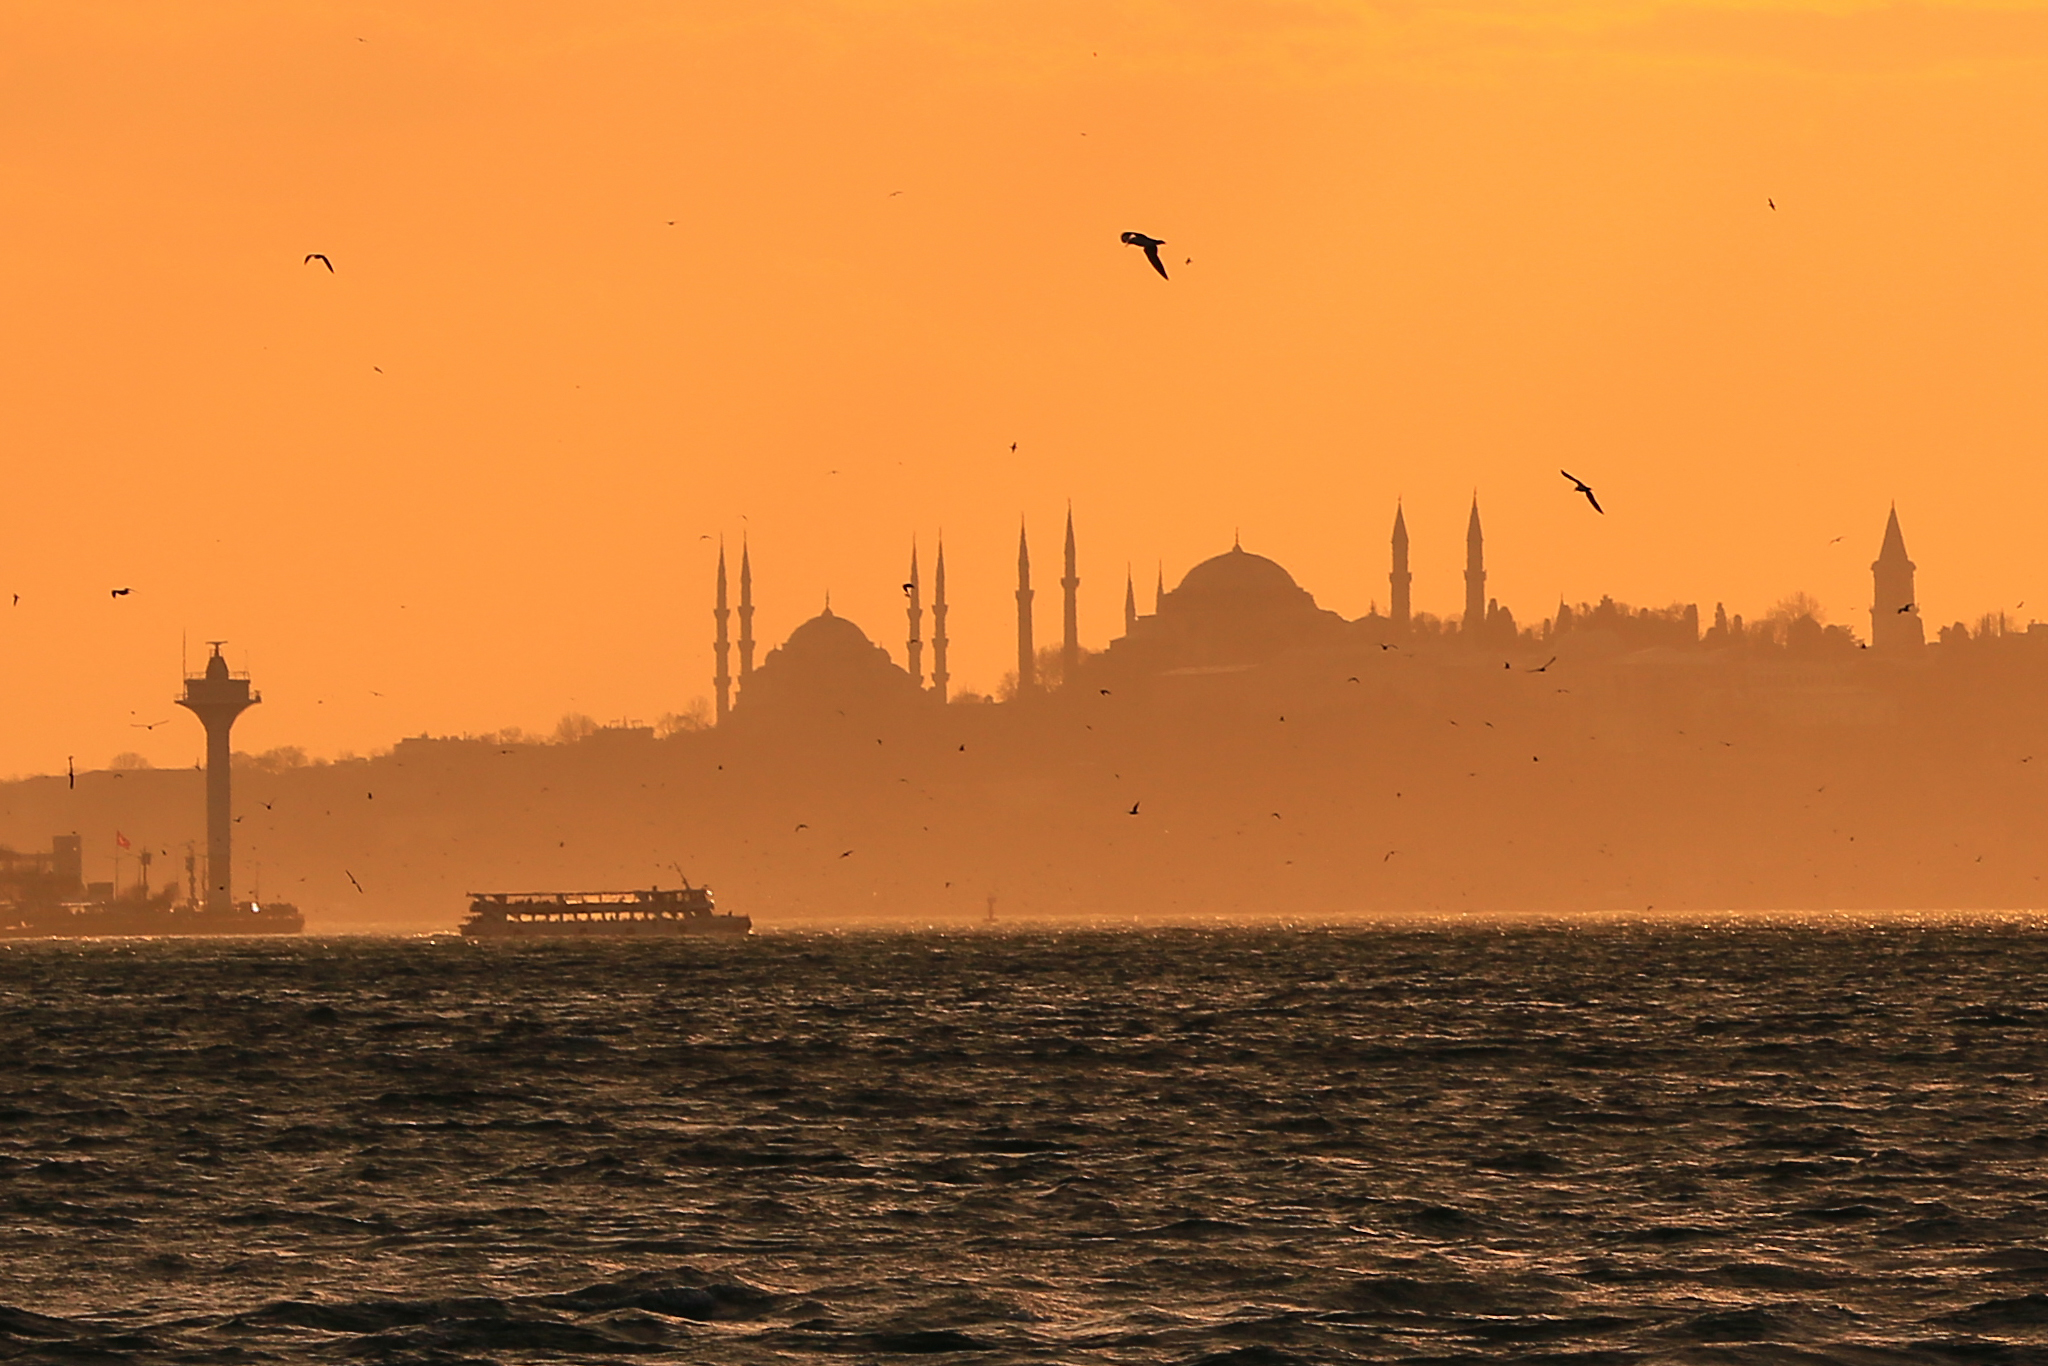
(110, 587, 132, 598)
(1768, 198, 1776, 210)
(1529, 657, 1556, 673)
(1560, 470, 1603, 513)
(902, 583, 915, 596)
(305, 254, 333, 272)
(345, 870, 363, 893)
(1120, 232, 1169, 279)
(1899, 603, 1915, 613)
(1128, 800, 1141, 815)
(839, 850, 853, 858)
(130, 719, 170, 730)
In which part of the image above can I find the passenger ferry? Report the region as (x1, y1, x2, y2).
(459, 885, 750, 939)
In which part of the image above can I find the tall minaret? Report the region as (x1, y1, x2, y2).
(1124, 565, 1138, 635)
(1155, 562, 1166, 614)
(931, 538, 950, 703)
(737, 537, 756, 681)
(1061, 507, 1080, 687)
(1871, 505, 1925, 650)
(905, 539, 924, 686)
(1016, 519, 1037, 693)
(1463, 496, 1486, 636)
(1390, 502, 1412, 629)
(713, 541, 732, 723)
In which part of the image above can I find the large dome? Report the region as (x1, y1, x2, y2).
(1172, 546, 1307, 607)
(779, 608, 881, 661)
(734, 607, 923, 718)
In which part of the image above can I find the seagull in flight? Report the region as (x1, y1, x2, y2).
(345, 870, 364, 893)
(305, 253, 333, 272)
(1120, 232, 1169, 279)
(1128, 800, 1141, 815)
(110, 587, 132, 598)
(1560, 470, 1603, 513)
(1898, 603, 1915, 613)
(1528, 657, 1557, 672)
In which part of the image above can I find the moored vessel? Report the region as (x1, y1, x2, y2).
(460, 885, 750, 939)
(0, 835, 303, 939)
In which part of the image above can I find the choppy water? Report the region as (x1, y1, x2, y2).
(4, 922, 2048, 1363)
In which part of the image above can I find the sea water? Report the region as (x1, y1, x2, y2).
(2, 921, 2046, 1362)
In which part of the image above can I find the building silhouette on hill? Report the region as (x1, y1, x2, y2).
(714, 502, 1994, 720)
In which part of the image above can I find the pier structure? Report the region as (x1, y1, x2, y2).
(176, 643, 258, 913)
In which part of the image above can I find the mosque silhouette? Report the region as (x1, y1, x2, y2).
(709, 503, 1950, 722)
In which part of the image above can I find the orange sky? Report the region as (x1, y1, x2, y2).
(3, 2, 2046, 777)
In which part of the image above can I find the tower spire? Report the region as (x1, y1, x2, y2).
(1871, 503, 1924, 650)
(713, 540, 732, 723)
(1061, 505, 1080, 688)
(906, 537, 924, 686)
(1155, 561, 1165, 614)
(737, 536, 755, 680)
(1124, 564, 1138, 635)
(1016, 518, 1037, 694)
(932, 537, 950, 703)
(1390, 501, 1412, 630)
(1463, 495, 1486, 638)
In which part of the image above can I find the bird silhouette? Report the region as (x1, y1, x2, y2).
(67, 757, 74, 790)
(1768, 198, 1776, 210)
(795, 823, 808, 831)
(1529, 657, 1556, 672)
(130, 719, 170, 730)
(901, 582, 915, 596)
(839, 850, 853, 858)
(1099, 688, 1111, 695)
(345, 870, 363, 893)
(305, 253, 333, 272)
(1899, 603, 1915, 613)
(1120, 232, 1169, 279)
(1560, 470, 1603, 513)
(110, 587, 132, 598)
(1128, 800, 1141, 815)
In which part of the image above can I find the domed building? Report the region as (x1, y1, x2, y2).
(733, 605, 924, 719)
(1089, 542, 1351, 679)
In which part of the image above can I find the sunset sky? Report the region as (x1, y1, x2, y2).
(3, 2, 2045, 776)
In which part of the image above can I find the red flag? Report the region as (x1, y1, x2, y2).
(115, 831, 131, 850)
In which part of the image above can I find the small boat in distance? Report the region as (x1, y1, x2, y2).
(460, 885, 750, 939)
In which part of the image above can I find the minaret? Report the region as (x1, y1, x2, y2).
(1061, 507, 1080, 687)
(1390, 502, 1412, 629)
(1016, 519, 1037, 693)
(1155, 562, 1166, 614)
(737, 537, 755, 681)
(713, 541, 732, 723)
(176, 644, 257, 913)
(1464, 496, 1486, 636)
(1124, 565, 1138, 635)
(906, 539, 924, 686)
(1871, 505, 1925, 650)
(931, 538, 950, 703)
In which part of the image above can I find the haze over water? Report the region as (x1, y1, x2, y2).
(6, 921, 2048, 1363)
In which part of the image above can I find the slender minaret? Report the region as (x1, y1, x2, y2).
(906, 539, 924, 686)
(1124, 565, 1138, 635)
(931, 538, 950, 703)
(738, 537, 755, 680)
(713, 541, 732, 723)
(176, 644, 257, 913)
(1061, 507, 1080, 687)
(1463, 496, 1486, 636)
(1155, 562, 1166, 614)
(1016, 519, 1037, 693)
(1871, 505, 1925, 650)
(1390, 502, 1412, 629)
